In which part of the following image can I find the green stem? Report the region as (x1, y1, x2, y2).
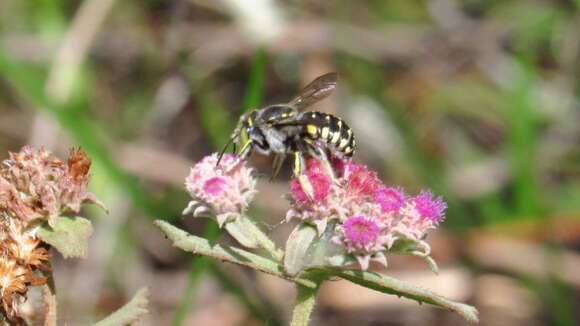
(290, 285, 319, 326)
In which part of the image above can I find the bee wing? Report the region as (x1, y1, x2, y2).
(288, 72, 337, 111)
(269, 113, 325, 128)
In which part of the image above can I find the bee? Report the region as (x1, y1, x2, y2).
(218, 72, 356, 180)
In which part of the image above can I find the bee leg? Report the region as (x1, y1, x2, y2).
(216, 136, 235, 167)
(292, 151, 314, 200)
(225, 140, 252, 171)
(270, 153, 286, 181)
(309, 145, 339, 185)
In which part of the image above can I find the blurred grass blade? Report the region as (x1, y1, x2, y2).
(242, 48, 268, 112)
(505, 59, 540, 218)
(210, 263, 284, 326)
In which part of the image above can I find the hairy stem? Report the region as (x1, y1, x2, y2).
(42, 267, 57, 326)
(290, 284, 319, 326)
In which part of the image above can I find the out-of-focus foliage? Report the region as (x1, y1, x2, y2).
(0, 0, 579, 325)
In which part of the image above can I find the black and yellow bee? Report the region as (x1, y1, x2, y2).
(218, 73, 356, 179)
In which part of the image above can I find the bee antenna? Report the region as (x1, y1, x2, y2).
(216, 137, 234, 167)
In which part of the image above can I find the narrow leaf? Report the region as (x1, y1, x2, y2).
(326, 268, 479, 322)
(37, 216, 93, 259)
(155, 220, 316, 288)
(284, 223, 317, 276)
(225, 218, 260, 248)
(224, 215, 284, 261)
(93, 288, 149, 326)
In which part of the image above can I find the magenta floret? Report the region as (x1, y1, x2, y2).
(203, 177, 227, 195)
(343, 216, 379, 246)
(343, 162, 381, 202)
(413, 191, 447, 222)
(373, 187, 406, 214)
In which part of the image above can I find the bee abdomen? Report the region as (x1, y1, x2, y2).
(301, 111, 356, 158)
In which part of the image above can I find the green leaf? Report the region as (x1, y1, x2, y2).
(284, 223, 318, 276)
(326, 268, 479, 322)
(93, 288, 149, 326)
(225, 215, 283, 261)
(154, 220, 316, 288)
(390, 239, 439, 273)
(224, 217, 260, 248)
(37, 216, 93, 259)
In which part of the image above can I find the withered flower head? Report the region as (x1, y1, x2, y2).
(0, 253, 31, 319)
(0, 146, 101, 321)
(0, 215, 51, 319)
(0, 146, 104, 227)
(2, 218, 50, 269)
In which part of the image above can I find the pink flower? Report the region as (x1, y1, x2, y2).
(290, 171, 332, 203)
(342, 216, 379, 246)
(394, 191, 447, 241)
(184, 153, 256, 227)
(342, 162, 381, 203)
(374, 187, 406, 214)
(413, 191, 447, 222)
(333, 206, 393, 270)
(287, 159, 388, 235)
(287, 157, 448, 271)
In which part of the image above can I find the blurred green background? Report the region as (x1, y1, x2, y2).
(1, 0, 579, 325)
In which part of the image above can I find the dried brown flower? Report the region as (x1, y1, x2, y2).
(0, 253, 31, 319)
(0, 146, 103, 227)
(0, 146, 101, 320)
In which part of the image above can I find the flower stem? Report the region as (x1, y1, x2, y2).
(42, 267, 57, 326)
(290, 284, 319, 326)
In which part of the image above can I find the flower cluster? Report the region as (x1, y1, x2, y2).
(184, 153, 256, 227)
(182, 153, 447, 271)
(287, 158, 446, 270)
(0, 146, 101, 320)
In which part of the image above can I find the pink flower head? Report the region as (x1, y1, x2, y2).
(394, 190, 447, 241)
(343, 216, 379, 246)
(184, 153, 256, 227)
(305, 158, 324, 173)
(290, 171, 332, 203)
(342, 162, 381, 202)
(333, 209, 393, 270)
(374, 187, 406, 214)
(286, 160, 385, 234)
(286, 157, 448, 271)
(413, 191, 447, 222)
